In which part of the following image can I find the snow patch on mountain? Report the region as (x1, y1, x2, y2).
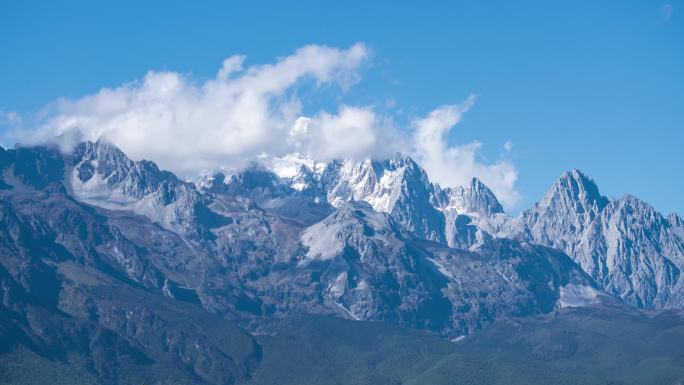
(64, 142, 684, 312)
(69, 166, 138, 208)
(268, 153, 326, 180)
(300, 202, 395, 264)
(300, 219, 346, 262)
(427, 257, 456, 280)
(558, 284, 602, 308)
(488, 170, 684, 309)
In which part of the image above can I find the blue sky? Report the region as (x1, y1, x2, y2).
(1, 0, 682, 214)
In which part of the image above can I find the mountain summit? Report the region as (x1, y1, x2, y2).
(0, 141, 683, 384)
(60, 141, 684, 311)
(494, 169, 684, 308)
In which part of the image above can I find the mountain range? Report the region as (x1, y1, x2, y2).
(1, 140, 683, 384)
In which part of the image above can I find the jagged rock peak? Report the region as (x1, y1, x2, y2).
(610, 194, 672, 230)
(69, 140, 180, 200)
(539, 169, 609, 212)
(73, 139, 128, 161)
(223, 164, 289, 195)
(436, 177, 504, 216)
(669, 212, 684, 240)
(300, 201, 398, 263)
(669, 212, 683, 227)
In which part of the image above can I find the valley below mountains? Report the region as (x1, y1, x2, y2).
(1, 140, 683, 384)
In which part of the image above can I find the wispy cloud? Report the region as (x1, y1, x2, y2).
(0, 111, 22, 128)
(663, 3, 674, 21)
(411, 96, 519, 207)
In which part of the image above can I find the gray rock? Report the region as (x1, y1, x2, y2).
(490, 170, 684, 309)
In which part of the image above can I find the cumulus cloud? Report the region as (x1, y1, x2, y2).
(9, 43, 372, 174)
(3, 43, 520, 209)
(290, 108, 376, 159)
(412, 96, 519, 207)
(288, 106, 403, 160)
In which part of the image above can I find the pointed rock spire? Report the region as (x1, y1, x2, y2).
(540, 169, 608, 213)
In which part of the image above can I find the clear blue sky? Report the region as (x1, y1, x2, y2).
(1, 0, 682, 214)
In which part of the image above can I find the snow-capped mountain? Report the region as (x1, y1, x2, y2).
(296, 201, 601, 335)
(201, 153, 506, 249)
(433, 177, 505, 249)
(67, 141, 223, 241)
(199, 148, 684, 311)
(434, 177, 504, 218)
(319, 156, 446, 243)
(1, 140, 682, 351)
(3, 139, 684, 383)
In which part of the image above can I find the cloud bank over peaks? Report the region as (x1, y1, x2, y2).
(3, 43, 519, 209)
(412, 96, 519, 207)
(12, 43, 381, 173)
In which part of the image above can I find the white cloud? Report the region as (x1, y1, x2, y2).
(10, 43, 371, 175)
(412, 96, 520, 208)
(4, 43, 519, 208)
(289, 105, 403, 160)
(295, 107, 377, 159)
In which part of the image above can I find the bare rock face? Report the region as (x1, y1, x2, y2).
(515, 169, 609, 254)
(67, 141, 226, 243)
(292, 201, 598, 337)
(318, 156, 446, 243)
(493, 170, 684, 309)
(0, 145, 259, 385)
(433, 177, 504, 249)
(435, 177, 504, 218)
(668, 212, 684, 240)
(1, 140, 683, 384)
(0, 143, 603, 335)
